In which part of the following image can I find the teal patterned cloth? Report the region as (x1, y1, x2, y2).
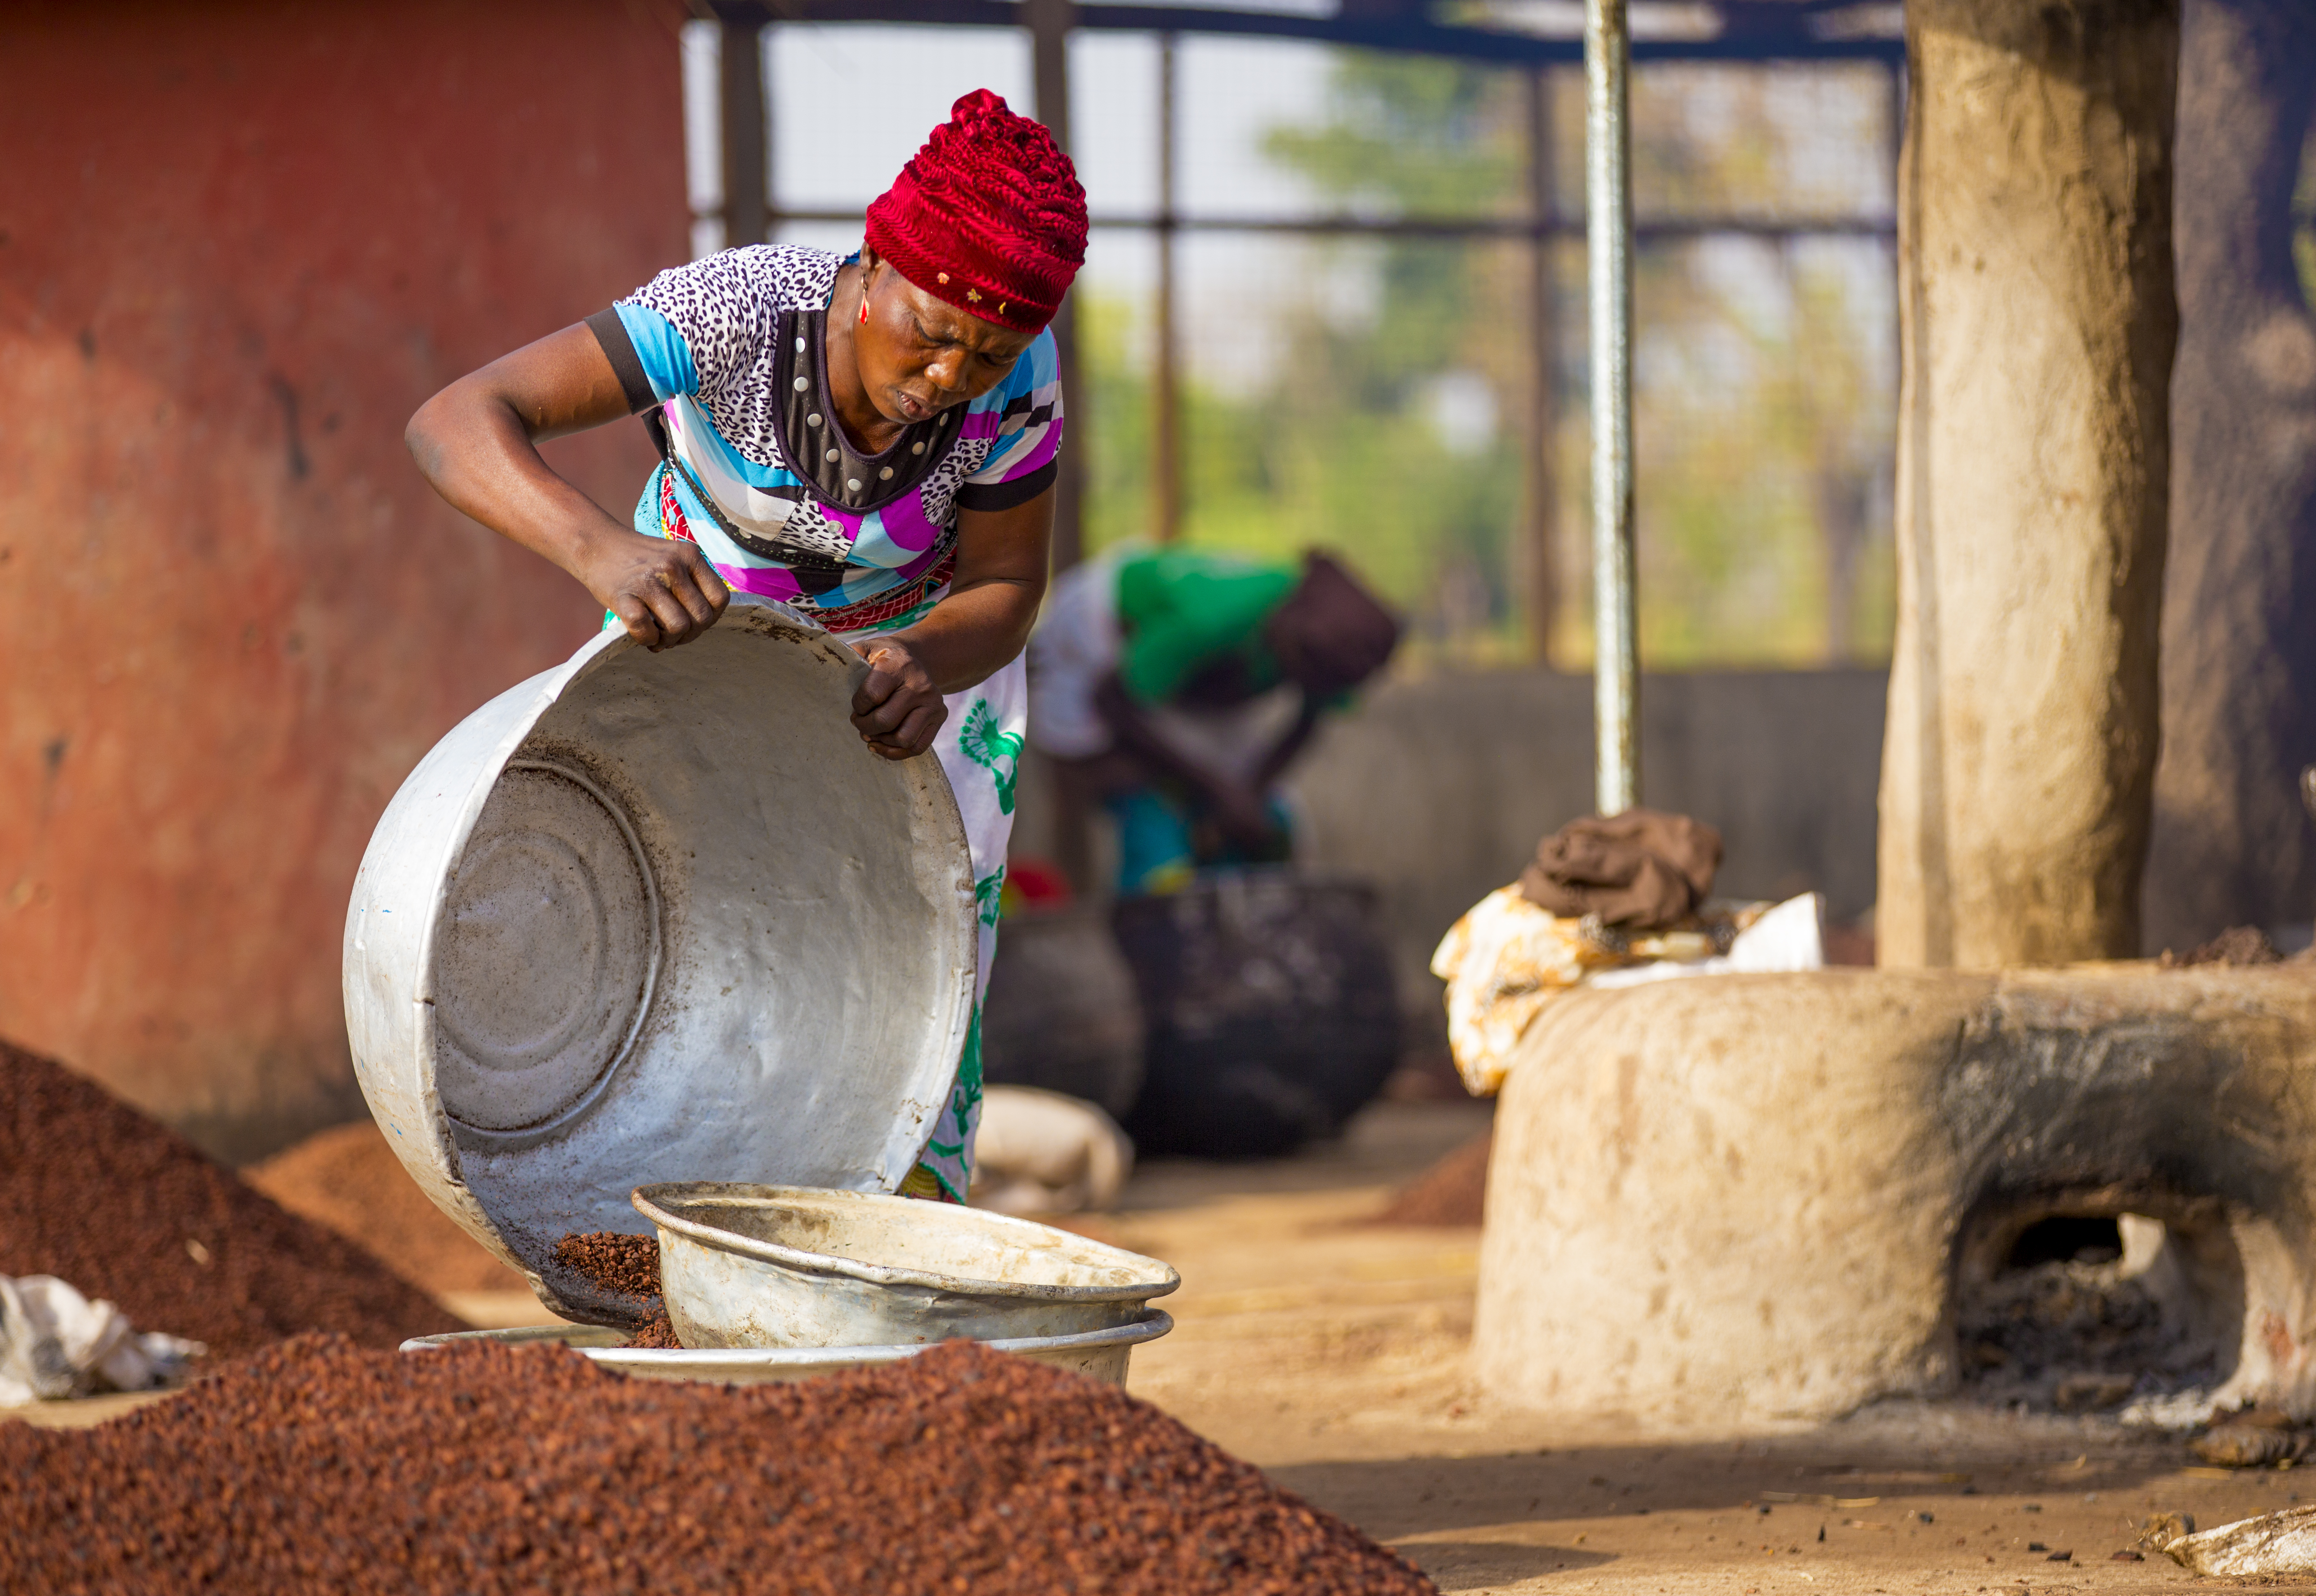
(897, 651, 1023, 1200)
(827, 637, 1026, 1203)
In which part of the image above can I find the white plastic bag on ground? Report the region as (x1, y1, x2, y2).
(970, 1085, 1134, 1216)
(0, 1273, 203, 1405)
(2149, 1506, 2316, 1576)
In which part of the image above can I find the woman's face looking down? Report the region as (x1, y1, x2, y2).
(852, 249, 1039, 427)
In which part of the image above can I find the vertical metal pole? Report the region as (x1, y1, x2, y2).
(1525, 66, 1559, 666)
(1585, 0, 1639, 814)
(1027, 0, 1085, 576)
(720, 16, 768, 247)
(1153, 33, 1183, 544)
(1027, 0, 1094, 892)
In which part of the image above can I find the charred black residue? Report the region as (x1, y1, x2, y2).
(1931, 992, 2299, 1411)
(1934, 1001, 2296, 1228)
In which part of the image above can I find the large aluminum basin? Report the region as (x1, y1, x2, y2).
(343, 598, 979, 1325)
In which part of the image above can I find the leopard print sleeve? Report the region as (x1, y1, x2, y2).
(617, 245, 842, 434)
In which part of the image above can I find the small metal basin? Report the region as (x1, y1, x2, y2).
(632, 1182, 1181, 1350)
(400, 1311, 1172, 1387)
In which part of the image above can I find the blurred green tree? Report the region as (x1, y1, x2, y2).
(1078, 52, 1897, 671)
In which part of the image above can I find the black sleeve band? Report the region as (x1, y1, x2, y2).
(585, 307, 658, 416)
(953, 457, 1059, 514)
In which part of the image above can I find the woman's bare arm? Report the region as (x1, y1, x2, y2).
(849, 485, 1053, 759)
(1089, 673, 1282, 847)
(404, 324, 730, 649)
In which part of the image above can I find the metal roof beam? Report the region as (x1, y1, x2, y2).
(707, 0, 1904, 66)
(761, 205, 1895, 237)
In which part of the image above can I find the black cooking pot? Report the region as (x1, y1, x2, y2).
(1111, 868, 1401, 1159)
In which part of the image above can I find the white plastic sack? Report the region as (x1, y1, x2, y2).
(0, 1273, 203, 1405)
(1584, 892, 1826, 988)
(970, 1085, 1135, 1216)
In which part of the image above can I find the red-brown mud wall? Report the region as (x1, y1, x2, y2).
(0, 0, 687, 1158)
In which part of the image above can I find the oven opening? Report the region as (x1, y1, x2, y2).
(1954, 1198, 2242, 1414)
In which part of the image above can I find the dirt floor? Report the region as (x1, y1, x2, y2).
(1101, 1102, 2314, 1595)
(10, 1098, 2312, 1592)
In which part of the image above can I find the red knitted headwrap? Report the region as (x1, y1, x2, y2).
(865, 89, 1088, 334)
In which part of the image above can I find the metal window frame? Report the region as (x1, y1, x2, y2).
(703, 0, 1905, 814)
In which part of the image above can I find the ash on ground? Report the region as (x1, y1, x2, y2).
(1956, 1215, 2224, 1420)
(2163, 925, 2286, 967)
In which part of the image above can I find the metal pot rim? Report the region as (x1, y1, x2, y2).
(401, 1308, 1175, 1364)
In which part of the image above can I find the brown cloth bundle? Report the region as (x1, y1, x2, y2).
(1519, 809, 1724, 930)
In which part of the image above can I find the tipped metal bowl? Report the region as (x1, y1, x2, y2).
(633, 1183, 1181, 1350)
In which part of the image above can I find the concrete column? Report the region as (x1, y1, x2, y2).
(2143, 0, 2316, 952)
(1879, 0, 2180, 967)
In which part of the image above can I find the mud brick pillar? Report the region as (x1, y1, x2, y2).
(1878, 0, 2180, 966)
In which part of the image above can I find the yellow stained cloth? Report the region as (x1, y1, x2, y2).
(1430, 889, 1620, 1095)
(1430, 888, 1780, 1095)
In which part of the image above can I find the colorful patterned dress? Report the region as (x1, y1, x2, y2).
(587, 244, 1060, 1201)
